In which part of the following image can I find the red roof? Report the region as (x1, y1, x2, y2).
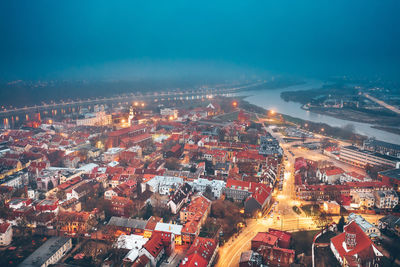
(184, 237, 217, 263)
(180, 253, 208, 267)
(252, 232, 278, 246)
(268, 229, 292, 244)
(325, 168, 344, 176)
(143, 232, 164, 258)
(0, 223, 10, 234)
(331, 221, 380, 261)
(108, 125, 147, 137)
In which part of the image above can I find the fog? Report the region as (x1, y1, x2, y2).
(1, 0, 399, 81)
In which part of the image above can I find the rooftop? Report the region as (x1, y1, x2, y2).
(18, 237, 71, 267)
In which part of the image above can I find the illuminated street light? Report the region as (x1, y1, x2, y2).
(232, 101, 238, 108)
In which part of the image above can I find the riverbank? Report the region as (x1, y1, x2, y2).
(237, 98, 367, 144)
(303, 106, 400, 134)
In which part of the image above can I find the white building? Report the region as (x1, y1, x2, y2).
(146, 176, 184, 195)
(0, 223, 12, 246)
(76, 111, 111, 126)
(103, 147, 124, 162)
(160, 108, 178, 118)
(348, 213, 380, 239)
(350, 192, 375, 209)
(189, 178, 226, 198)
(374, 190, 399, 209)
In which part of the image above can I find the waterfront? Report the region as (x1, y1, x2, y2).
(239, 81, 400, 145)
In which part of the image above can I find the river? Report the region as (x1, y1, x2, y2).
(239, 81, 400, 145)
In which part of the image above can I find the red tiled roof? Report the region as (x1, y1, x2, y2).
(330, 221, 380, 261)
(108, 125, 147, 137)
(252, 232, 278, 246)
(0, 223, 10, 234)
(325, 168, 344, 176)
(143, 232, 164, 258)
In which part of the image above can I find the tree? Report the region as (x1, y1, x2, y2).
(144, 203, 153, 220)
(337, 216, 345, 232)
(165, 157, 180, 170)
(203, 185, 214, 200)
(56, 190, 66, 200)
(47, 180, 54, 190)
(313, 212, 332, 229)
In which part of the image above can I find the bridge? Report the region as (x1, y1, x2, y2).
(0, 81, 266, 121)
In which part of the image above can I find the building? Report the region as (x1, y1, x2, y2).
(251, 232, 278, 251)
(374, 190, 399, 209)
(168, 183, 192, 214)
(57, 211, 94, 234)
(189, 178, 226, 199)
(76, 111, 111, 126)
(378, 215, 400, 237)
(244, 184, 272, 215)
(330, 221, 382, 266)
(363, 139, 400, 158)
(180, 237, 218, 267)
(322, 201, 341, 215)
(18, 237, 72, 267)
(239, 251, 262, 267)
(259, 135, 283, 157)
(180, 195, 211, 244)
(107, 217, 148, 235)
(160, 108, 179, 119)
(257, 245, 295, 267)
(339, 145, 400, 168)
(139, 233, 165, 267)
(317, 167, 344, 184)
(350, 192, 375, 210)
(0, 223, 12, 246)
(348, 213, 380, 239)
(379, 168, 400, 191)
(106, 125, 149, 148)
(268, 229, 292, 249)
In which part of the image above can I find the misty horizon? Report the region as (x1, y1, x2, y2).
(1, 0, 400, 82)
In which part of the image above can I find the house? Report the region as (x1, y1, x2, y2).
(180, 237, 218, 267)
(244, 184, 272, 215)
(330, 221, 383, 266)
(268, 229, 292, 249)
(257, 245, 295, 267)
(378, 215, 400, 237)
(374, 190, 399, 209)
(167, 183, 192, 214)
(107, 217, 148, 235)
(164, 144, 183, 159)
(317, 167, 344, 184)
(115, 234, 149, 263)
(379, 168, 400, 192)
(322, 201, 341, 215)
(110, 196, 134, 217)
(18, 237, 72, 267)
(239, 251, 263, 267)
(180, 195, 211, 244)
(251, 232, 278, 251)
(189, 178, 226, 199)
(57, 211, 95, 234)
(0, 223, 12, 246)
(347, 213, 380, 239)
(350, 192, 375, 210)
(139, 232, 165, 267)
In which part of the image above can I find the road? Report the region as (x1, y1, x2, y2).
(216, 114, 383, 266)
(363, 93, 400, 115)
